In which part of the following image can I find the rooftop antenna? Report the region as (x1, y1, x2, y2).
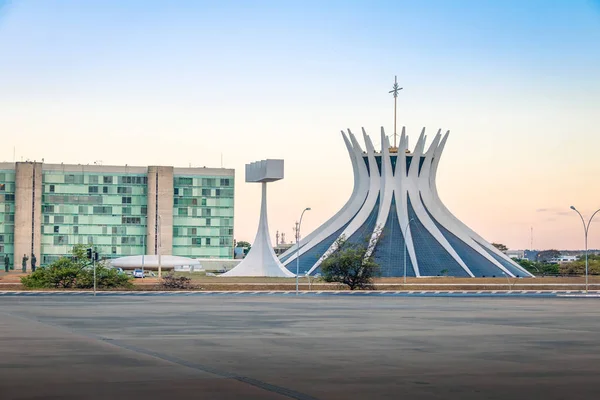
(388, 75, 403, 149)
(530, 226, 534, 251)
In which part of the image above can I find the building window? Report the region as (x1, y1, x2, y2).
(190, 228, 197, 235)
(73, 226, 79, 234)
(122, 207, 131, 215)
(178, 208, 188, 216)
(202, 208, 211, 217)
(121, 197, 132, 204)
(192, 237, 202, 246)
(174, 188, 179, 195)
(73, 216, 79, 224)
(44, 215, 50, 224)
(49, 184, 55, 193)
(112, 247, 117, 254)
(122, 217, 141, 225)
(54, 216, 64, 224)
(88, 186, 99, 193)
(177, 177, 193, 186)
(43, 205, 54, 213)
(206, 238, 211, 246)
(89, 176, 98, 184)
(220, 178, 230, 186)
(141, 206, 147, 215)
(206, 218, 211, 226)
(201, 189, 211, 196)
(53, 226, 59, 233)
(53, 235, 68, 245)
(201, 198, 207, 206)
(103, 176, 113, 184)
(103, 186, 108, 194)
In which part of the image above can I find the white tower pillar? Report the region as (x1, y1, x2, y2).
(223, 160, 293, 277)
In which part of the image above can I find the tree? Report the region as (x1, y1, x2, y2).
(514, 258, 559, 276)
(491, 243, 508, 253)
(320, 235, 381, 290)
(559, 255, 600, 276)
(236, 241, 251, 248)
(21, 245, 132, 289)
(536, 249, 561, 263)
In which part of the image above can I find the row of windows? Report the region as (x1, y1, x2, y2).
(175, 177, 233, 187)
(173, 226, 233, 236)
(46, 225, 133, 235)
(0, 194, 15, 201)
(43, 205, 148, 215)
(190, 237, 233, 246)
(60, 175, 148, 185)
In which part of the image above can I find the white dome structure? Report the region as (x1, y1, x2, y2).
(278, 126, 533, 278)
(110, 255, 200, 269)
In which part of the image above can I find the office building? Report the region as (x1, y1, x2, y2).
(0, 162, 234, 269)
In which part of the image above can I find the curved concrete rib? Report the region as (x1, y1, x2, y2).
(279, 130, 365, 263)
(307, 128, 381, 274)
(394, 128, 419, 276)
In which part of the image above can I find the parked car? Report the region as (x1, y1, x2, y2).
(133, 269, 144, 278)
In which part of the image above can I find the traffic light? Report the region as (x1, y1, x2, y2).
(86, 248, 92, 260)
(94, 251, 99, 262)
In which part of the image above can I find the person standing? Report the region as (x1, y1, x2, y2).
(31, 253, 37, 272)
(3, 254, 9, 273)
(22, 254, 28, 273)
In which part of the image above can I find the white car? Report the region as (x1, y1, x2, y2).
(133, 269, 144, 278)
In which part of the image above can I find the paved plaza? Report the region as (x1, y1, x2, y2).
(1, 296, 599, 399)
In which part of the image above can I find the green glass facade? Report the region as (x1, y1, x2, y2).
(41, 172, 148, 265)
(0, 163, 234, 268)
(0, 169, 15, 264)
(172, 175, 234, 258)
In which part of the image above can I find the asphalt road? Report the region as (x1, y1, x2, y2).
(1, 296, 599, 400)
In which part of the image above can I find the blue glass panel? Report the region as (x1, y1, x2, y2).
(418, 156, 426, 175)
(420, 198, 503, 277)
(279, 248, 295, 264)
(372, 195, 414, 277)
(346, 196, 380, 246)
(406, 197, 469, 277)
(311, 196, 380, 276)
(406, 156, 413, 174)
(287, 221, 351, 275)
(374, 155, 382, 175)
(476, 242, 530, 277)
(390, 155, 397, 176)
(363, 156, 370, 176)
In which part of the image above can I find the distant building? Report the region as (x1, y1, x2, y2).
(524, 250, 539, 262)
(0, 162, 234, 270)
(506, 250, 525, 259)
(549, 255, 578, 264)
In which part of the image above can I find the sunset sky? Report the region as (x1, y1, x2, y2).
(1, 0, 599, 250)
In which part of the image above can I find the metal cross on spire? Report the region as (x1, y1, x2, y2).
(389, 75, 403, 148)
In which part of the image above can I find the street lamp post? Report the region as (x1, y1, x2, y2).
(157, 214, 162, 279)
(570, 206, 600, 294)
(403, 218, 415, 285)
(296, 207, 311, 295)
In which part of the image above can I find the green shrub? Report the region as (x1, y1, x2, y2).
(21, 245, 132, 289)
